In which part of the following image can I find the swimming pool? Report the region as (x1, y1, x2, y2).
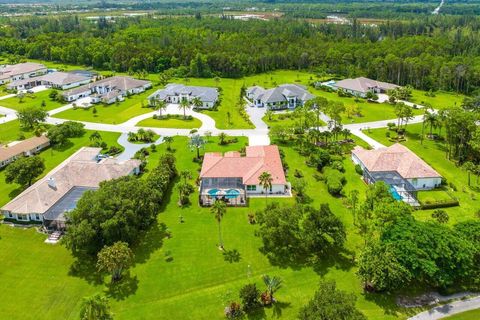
(389, 187, 403, 200)
(208, 188, 220, 196)
(225, 189, 241, 199)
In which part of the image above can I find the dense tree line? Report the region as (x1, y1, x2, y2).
(63, 153, 177, 255)
(2, 15, 480, 93)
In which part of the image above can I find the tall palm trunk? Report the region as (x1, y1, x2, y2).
(218, 221, 223, 248)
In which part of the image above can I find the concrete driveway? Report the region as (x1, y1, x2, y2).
(409, 296, 480, 320)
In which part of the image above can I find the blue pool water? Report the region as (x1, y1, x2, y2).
(389, 187, 403, 200)
(225, 189, 240, 199)
(208, 188, 220, 196)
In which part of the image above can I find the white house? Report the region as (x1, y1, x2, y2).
(352, 144, 442, 205)
(328, 77, 399, 98)
(0, 135, 50, 168)
(199, 145, 290, 206)
(1, 147, 141, 229)
(148, 83, 219, 109)
(7, 71, 91, 91)
(0, 62, 47, 85)
(246, 84, 314, 110)
(62, 76, 152, 104)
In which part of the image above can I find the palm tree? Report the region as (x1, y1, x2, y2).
(211, 200, 227, 249)
(218, 132, 228, 145)
(179, 98, 191, 119)
(424, 111, 439, 138)
(463, 161, 475, 186)
(189, 134, 205, 160)
(191, 97, 203, 110)
(259, 171, 273, 205)
(163, 136, 174, 151)
(80, 293, 113, 320)
(180, 170, 192, 184)
(262, 275, 282, 303)
(89, 131, 102, 142)
(153, 98, 168, 118)
(127, 131, 137, 142)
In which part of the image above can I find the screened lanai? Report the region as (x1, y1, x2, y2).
(199, 177, 247, 206)
(363, 170, 418, 204)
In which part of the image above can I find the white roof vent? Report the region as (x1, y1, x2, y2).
(47, 177, 56, 189)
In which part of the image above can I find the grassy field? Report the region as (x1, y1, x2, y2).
(0, 120, 35, 144)
(0, 89, 64, 111)
(0, 129, 122, 207)
(444, 309, 480, 320)
(409, 89, 464, 109)
(0, 135, 421, 320)
(263, 110, 326, 128)
(55, 89, 155, 124)
(136, 116, 202, 129)
(364, 123, 479, 222)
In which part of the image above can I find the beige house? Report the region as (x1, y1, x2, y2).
(0, 62, 47, 85)
(7, 71, 91, 91)
(1, 147, 141, 229)
(0, 136, 50, 168)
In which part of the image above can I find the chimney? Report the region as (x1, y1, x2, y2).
(47, 177, 56, 189)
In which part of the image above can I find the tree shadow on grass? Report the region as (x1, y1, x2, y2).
(245, 306, 267, 320)
(223, 249, 241, 263)
(311, 249, 356, 277)
(264, 301, 291, 319)
(105, 271, 139, 301)
(8, 186, 25, 200)
(68, 254, 103, 285)
(133, 221, 168, 264)
(363, 291, 403, 317)
(51, 140, 74, 152)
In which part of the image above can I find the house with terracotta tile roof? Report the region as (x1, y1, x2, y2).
(0, 135, 50, 168)
(352, 144, 442, 205)
(1, 147, 141, 229)
(199, 145, 290, 206)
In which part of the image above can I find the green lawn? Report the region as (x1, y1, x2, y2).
(136, 116, 202, 129)
(364, 123, 479, 223)
(263, 110, 326, 128)
(444, 309, 480, 320)
(409, 89, 465, 109)
(0, 89, 65, 111)
(0, 130, 122, 207)
(0, 135, 420, 320)
(54, 89, 155, 124)
(417, 189, 455, 204)
(0, 120, 35, 144)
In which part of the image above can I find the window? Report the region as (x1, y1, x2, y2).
(247, 185, 256, 191)
(35, 214, 40, 220)
(8, 212, 13, 218)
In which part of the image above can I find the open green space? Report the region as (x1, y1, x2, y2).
(0, 135, 421, 320)
(0, 120, 35, 144)
(417, 189, 455, 204)
(136, 116, 202, 129)
(409, 89, 464, 109)
(0, 129, 122, 207)
(364, 123, 479, 222)
(55, 89, 155, 124)
(444, 308, 480, 320)
(0, 89, 64, 111)
(263, 110, 326, 128)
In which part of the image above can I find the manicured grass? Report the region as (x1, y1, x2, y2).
(262, 110, 326, 128)
(444, 308, 480, 320)
(409, 89, 465, 109)
(54, 89, 155, 124)
(0, 120, 35, 144)
(0, 136, 419, 320)
(0, 130, 122, 207)
(364, 123, 479, 223)
(417, 189, 455, 204)
(136, 116, 202, 129)
(0, 89, 65, 111)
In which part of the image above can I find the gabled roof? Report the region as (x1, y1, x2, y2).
(38, 72, 90, 86)
(63, 76, 151, 97)
(247, 84, 314, 103)
(148, 83, 219, 103)
(1, 147, 141, 214)
(0, 62, 46, 76)
(352, 144, 441, 179)
(200, 145, 286, 185)
(0, 135, 50, 162)
(333, 77, 399, 94)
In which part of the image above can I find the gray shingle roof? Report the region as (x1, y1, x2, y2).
(148, 83, 219, 103)
(248, 84, 314, 103)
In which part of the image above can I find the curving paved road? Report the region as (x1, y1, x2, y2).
(409, 296, 480, 320)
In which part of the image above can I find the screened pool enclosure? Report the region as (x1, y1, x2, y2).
(199, 177, 247, 206)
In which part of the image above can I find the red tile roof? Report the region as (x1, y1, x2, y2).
(352, 143, 441, 179)
(200, 145, 287, 185)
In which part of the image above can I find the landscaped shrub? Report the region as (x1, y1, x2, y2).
(355, 164, 363, 175)
(330, 160, 345, 173)
(324, 168, 346, 196)
(307, 149, 331, 171)
(239, 283, 260, 312)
